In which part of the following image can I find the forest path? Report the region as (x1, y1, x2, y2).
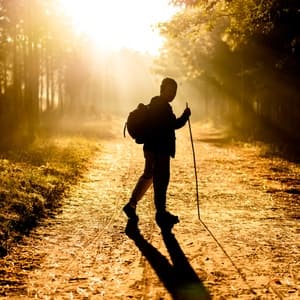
(1, 121, 299, 299)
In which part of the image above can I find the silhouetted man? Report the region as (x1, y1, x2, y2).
(123, 77, 191, 229)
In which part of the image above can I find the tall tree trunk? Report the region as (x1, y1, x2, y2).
(25, 0, 39, 138)
(46, 52, 50, 111)
(58, 66, 64, 113)
(50, 55, 55, 109)
(12, 24, 21, 122)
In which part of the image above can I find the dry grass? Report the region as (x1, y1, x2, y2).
(0, 135, 99, 257)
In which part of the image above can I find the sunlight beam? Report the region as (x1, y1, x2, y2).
(59, 0, 179, 55)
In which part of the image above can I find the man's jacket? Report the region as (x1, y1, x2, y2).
(143, 96, 189, 158)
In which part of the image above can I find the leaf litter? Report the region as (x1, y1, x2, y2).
(0, 121, 299, 299)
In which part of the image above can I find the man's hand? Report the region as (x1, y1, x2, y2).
(184, 107, 191, 118)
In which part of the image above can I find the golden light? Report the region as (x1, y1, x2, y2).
(59, 0, 179, 55)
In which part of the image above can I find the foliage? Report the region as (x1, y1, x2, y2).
(156, 0, 300, 139)
(0, 135, 99, 257)
(169, 0, 299, 50)
(165, 0, 299, 63)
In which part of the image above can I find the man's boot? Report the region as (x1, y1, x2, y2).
(155, 211, 179, 230)
(123, 203, 139, 222)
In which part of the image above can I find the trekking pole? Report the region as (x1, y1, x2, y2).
(186, 102, 200, 219)
(185, 103, 258, 296)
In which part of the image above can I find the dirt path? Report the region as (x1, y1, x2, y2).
(0, 122, 299, 299)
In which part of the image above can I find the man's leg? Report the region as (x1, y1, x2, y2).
(123, 151, 154, 220)
(153, 153, 179, 228)
(129, 151, 154, 207)
(153, 153, 170, 212)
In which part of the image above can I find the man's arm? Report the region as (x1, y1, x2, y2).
(174, 107, 191, 129)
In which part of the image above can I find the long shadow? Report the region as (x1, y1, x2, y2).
(125, 220, 211, 300)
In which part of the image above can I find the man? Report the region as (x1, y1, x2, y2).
(123, 77, 191, 229)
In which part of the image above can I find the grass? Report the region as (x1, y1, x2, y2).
(0, 135, 99, 257)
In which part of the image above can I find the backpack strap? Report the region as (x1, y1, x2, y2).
(123, 122, 127, 138)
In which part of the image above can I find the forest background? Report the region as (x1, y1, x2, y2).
(0, 0, 299, 148)
(0, 0, 299, 256)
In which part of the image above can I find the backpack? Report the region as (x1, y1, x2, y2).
(124, 102, 151, 144)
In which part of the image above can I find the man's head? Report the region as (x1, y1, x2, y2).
(160, 77, 177, 102)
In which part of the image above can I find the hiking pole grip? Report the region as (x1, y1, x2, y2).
(186, 102, 200, 219)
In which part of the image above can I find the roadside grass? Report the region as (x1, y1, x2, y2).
(0, 135, 99, 257)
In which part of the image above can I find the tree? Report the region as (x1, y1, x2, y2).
(0, 0, 77, 147)
(157, 0, 300, 138)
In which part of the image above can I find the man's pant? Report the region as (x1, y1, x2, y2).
(129, 150, 170, 212)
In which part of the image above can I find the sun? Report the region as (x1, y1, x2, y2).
(59, 0, 179, 55)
